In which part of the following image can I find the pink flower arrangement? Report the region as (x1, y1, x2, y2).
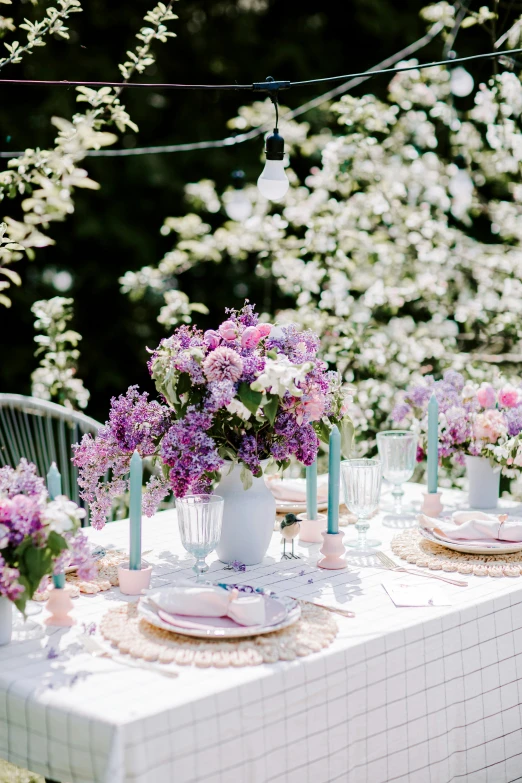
(392, 371, 522, 470)
(0, 459, 94, 612)
(73, 303, 353, 529)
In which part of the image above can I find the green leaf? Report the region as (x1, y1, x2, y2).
(177, 372, 192, 396)
(239, 464, 253, 490)
(315, 419, 332, 446)
(238, 382, 262, 416)
(340, 416, 354, 458)
(47, 530, 68, 556)
(263, 393, 279, 426)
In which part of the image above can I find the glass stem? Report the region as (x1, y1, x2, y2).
(194, 558, 209, 582)
(355, 517, 369, 548)
(392, 485, 404, 514)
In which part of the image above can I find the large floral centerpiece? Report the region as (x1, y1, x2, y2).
(0, 459, 94, 613)
(73, 303, 353, 531)
(392, 371, 522, 475)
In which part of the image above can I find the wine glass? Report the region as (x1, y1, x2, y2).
(176, 494, 224, 581)
(376, 431, 417, 515)
(341, 459, 382, 552)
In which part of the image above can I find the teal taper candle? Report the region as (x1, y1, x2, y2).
(427, 393, 439, 494)
(327, 425, 341, 534)
(47, 462, 62, 500)
(129, 450, 143, 571)
(47, 463, 65, 589)
(306, 460, 318, 520)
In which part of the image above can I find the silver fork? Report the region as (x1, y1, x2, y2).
(376, 552, 468, 587)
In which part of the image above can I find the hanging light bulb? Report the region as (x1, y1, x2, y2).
(450, 66, 474, 97)
(256, 80, 289, 202)
(224, 170, 252, 222)
(257, 129, 289, 202)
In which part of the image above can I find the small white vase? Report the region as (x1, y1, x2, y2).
(465, 455, 500, 509)
(216, 461, 276, 566)
(0, 597, 13, 646)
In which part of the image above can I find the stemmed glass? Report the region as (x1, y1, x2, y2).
(176, 494, 224, 581)
(376, 430, 417, 514)
(341, 459, 382, 552)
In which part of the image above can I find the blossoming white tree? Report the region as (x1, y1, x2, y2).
(120, 1, 522, 458)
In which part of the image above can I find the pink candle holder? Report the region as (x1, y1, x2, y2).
(299, 513, 327, 544)
(45, 586, 75, 627)
(317, 531, 347, 570)
(118, 562, 152, 596)
(421, 491, 443, 517)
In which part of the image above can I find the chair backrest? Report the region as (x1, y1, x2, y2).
(0, 394, 102, 512)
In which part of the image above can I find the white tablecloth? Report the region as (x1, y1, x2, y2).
(1, 484, 522, 783)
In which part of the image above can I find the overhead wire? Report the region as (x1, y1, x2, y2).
(0, 25, 519, 159)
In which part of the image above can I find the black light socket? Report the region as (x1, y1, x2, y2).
(265, 129, 285, 161)
(231, 169, 246, 190)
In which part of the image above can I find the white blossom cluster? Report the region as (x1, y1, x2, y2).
(31, 296, 89, 410)
(0, 0, 178, 305)
(121, 3, 522, 457)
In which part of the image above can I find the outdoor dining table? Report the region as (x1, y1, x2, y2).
(0, 483, 521, 783)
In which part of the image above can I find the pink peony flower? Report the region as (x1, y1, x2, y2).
(202, 346, 243, 383)
(218, 320, 238, 341)
(203, 330, 220, 350)
(477, 384, 496, 409)
(257, 323, 272, 338)
(241, 326, 262, 349)
(498, 385, 519, 409)
(473, 409, 507, 444)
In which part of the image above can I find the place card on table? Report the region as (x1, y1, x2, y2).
(382, 581, 453, 608)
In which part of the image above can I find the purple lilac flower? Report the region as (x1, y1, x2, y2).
(230, 560, 246, 572)
(240, 354, 266, 383)
(0, 495, 43, 545)
(299, 570, 305, 577)
(73, 427, 132, 530)
(505, 408, 522, 437)
(442, 370, 465, 392)
(47, 647, 59, 660)
(391, 402, 412, 423)
(206, 380, 236, 412)
(0, 458, 46, 500)
(108, 385, 169, 455)
(266, 324, 320, 363)
(307, 578, 314, 584)
(161, 408, 223, 497)
(236, 302, 258, 327)
(142, 475, 171, 517)
(82, 622, 96, 635)
(238, 435, 262, 477)
(0, 554, 24, 602)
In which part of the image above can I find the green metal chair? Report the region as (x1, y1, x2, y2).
(0, 393, 102, 513)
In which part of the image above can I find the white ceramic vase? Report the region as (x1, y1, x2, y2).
(216, 461, 276, 566)
(465, 455, 500, 509)
(0, 597, 13, 646)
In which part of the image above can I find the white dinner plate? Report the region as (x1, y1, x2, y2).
(419, 527, 522, 555)
(138, 587, 301, 639)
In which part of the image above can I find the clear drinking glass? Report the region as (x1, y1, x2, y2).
(176, 494, 224, 581)
(376, 430, 417, 514)
(341, 459, 382, 552)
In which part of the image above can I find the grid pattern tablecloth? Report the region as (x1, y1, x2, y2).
(1, 484, 522, 783)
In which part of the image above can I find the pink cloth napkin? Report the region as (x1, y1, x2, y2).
(265, 475, 328, 503)
(149, 583, 266, 626)
(418, 510, 522, 544)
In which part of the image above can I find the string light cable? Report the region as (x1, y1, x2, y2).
(1, 38, 521, 201)
(4, 25, 518, 161)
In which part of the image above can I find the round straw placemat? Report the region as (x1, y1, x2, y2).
(100, 600, 338, 667)
(391, 528, 522, 577)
